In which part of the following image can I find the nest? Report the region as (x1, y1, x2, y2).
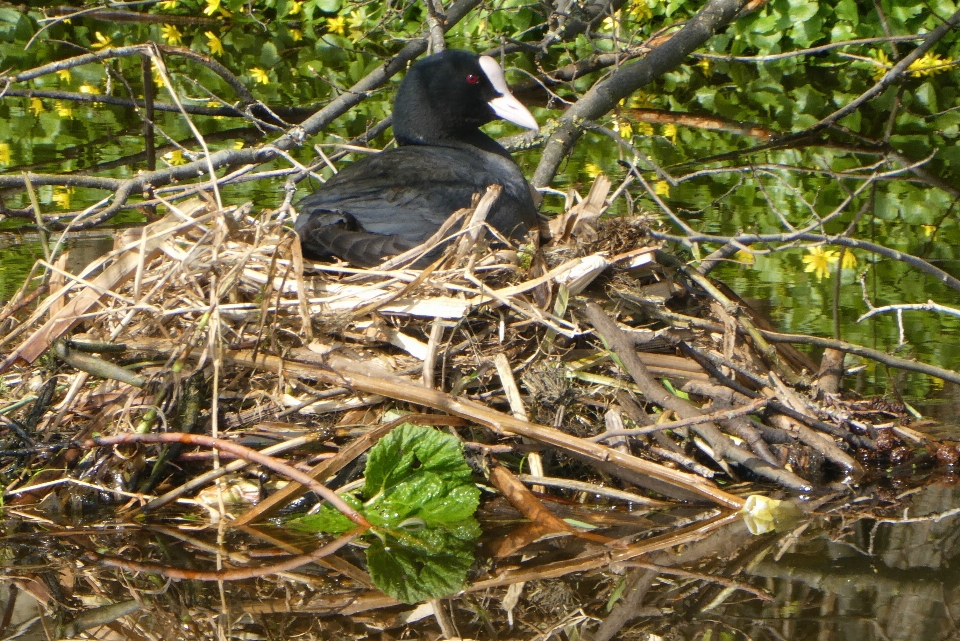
(0, 179, 948, 637)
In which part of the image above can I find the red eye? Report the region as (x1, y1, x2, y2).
(466, 74, 479, 84)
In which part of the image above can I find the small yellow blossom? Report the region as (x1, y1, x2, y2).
(51, 187, 73, 209)
(0, 143, 10, 166)
(159, 0, 178, 8)
(250, 67, 270, 84)
(654, 180, 670, 197)
(78, 83, 100, 95)
(54, 101, 73, 118)
(637, 122, 654, 136)
(288, 0, 302, 15)
(90, 31, 112, 49)
(57, 69, 71, 82)
(921, 224, 937, 238)
(870, 49, 892, 81)
(347, 8, 367, 30)
(160, 24, 183, 46)
(203, 0, 221, 16)
(734, 249, 755, 266)
(205, 31, 224, 56)
(29, 98, 43, 116)
(626, 92, 653, 109)
(628, 0, 652, 22)
(662, 122, 677, 142)
(614, 120, 633, 139)
(327, 16, 346, 35)
(909, 52, 951, 77)
(290, 28, 303, 42)
(840, 251, 857, 270)
(584, 162, 602, 179)
(802, 246, 839, 281)
(233, 141, 245, 150)
(164, 150, 187, 165)
(697, 58, 712, 76)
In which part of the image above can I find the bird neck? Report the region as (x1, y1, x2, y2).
(396, 125, 513, 160)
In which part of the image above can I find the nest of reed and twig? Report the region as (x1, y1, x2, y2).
(0, 176, 951, 638)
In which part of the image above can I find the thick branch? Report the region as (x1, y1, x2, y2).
(532, 0, 750, 187)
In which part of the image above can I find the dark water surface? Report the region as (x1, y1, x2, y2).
(0, 476, 958, 640)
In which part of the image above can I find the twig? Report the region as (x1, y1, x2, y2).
(590, 397, 769, 442)
(84, 433, 370, 527)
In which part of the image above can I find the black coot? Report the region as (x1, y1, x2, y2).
(295, 50, 539, 267)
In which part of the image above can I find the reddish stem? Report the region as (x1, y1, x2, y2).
(85, 433, 371, 528)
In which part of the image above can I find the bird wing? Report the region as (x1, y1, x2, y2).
(296, 147, 490, 243)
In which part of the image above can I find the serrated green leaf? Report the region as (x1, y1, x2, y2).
(364, 423, 474, 502)
(288, 493, 363, 534)
(366, 522, 479, 603)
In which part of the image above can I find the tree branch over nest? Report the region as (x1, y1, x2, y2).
(532, 0, 751, 188)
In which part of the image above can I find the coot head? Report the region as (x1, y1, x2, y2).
(392, 50, 538, 149)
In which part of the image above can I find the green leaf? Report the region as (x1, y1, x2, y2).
(838, 110, 862, 133)
(606, 576, 627, 612)
(835, 0, 858, 23)
(914, 82, 938, 113)
(260, 42, 281, 67)
(366, 521, 480, 603)
(289, 493, 363, 534)
(364, 423, 475, 507)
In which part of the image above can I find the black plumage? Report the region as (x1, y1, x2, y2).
(295, 50, 539, 267)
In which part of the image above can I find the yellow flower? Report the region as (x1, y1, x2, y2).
(90, 31, 112, 49)
(584, 162, 602, 179)
(327, 15, 346, 35)
(614, 120, 633, 139)
(57, 69, 71, 82)
(697, 58, 712, 76)
(54, 101, 73, 118)
(288, 0, 302, 15)
(233, 141, 245, 150)
(289, 28, 303, 42)
(637, 122, 654, 136)
(347, 8, 366, 30)
(909, 52, 951, 77)
(921, 224, 937, 238)
(29, 98, 43, 116)
(628, 0, 652, 21)
(801, 246, 840, 281)
(160, 24, 183, 46)
(51, 187, 73, 209)
(205, 31, 224, 56)
(203, 0, 221, 16)
(662, 122, 677, 142)
(626, 92, 653, 109)
(654, 180, 670, 197)
(870, 49, 892, 81)
(0, 143, 10, 166)
(840, 251, 857, 270)
(250, 67, 270, 84)
(164, 150, 187, 165)
(159, 0, 177, 9)
(78, 83, 100, 95)
(734, 249, 755, 266)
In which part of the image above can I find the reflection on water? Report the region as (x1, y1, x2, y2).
(0, 230, 115, 302)
(0, 477, 958, 639)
